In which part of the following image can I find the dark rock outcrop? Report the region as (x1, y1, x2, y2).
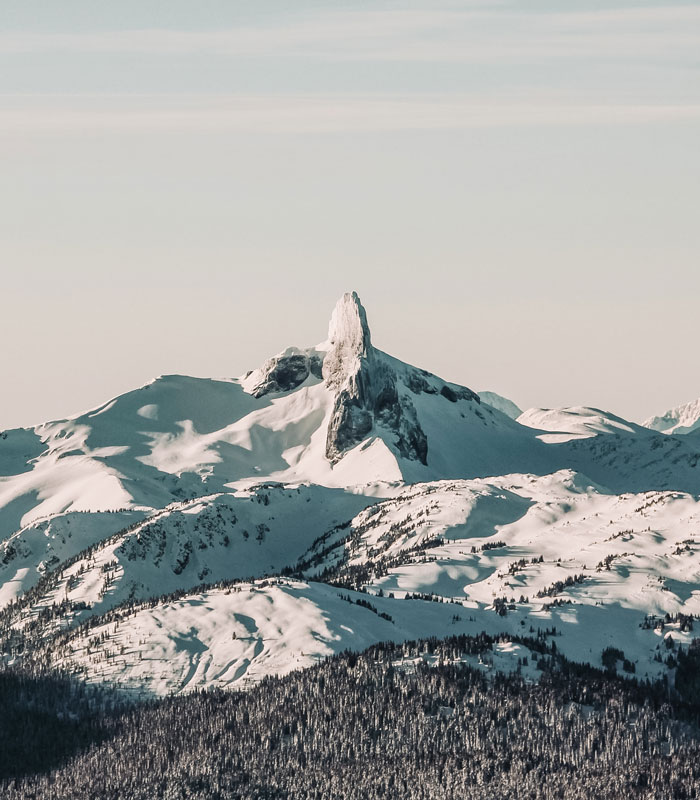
(248, 350, 324, 399)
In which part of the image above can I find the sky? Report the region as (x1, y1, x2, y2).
(2, 0, 699, 429)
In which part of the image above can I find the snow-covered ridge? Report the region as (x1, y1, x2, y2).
(478, 391, 522, 420)
(644, 397, 700, 436)
(517, 406, 647, 443)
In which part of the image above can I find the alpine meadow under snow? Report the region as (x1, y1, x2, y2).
(2, 292, 700, 797)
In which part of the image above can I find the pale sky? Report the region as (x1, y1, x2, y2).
(2, 0, 699, 429)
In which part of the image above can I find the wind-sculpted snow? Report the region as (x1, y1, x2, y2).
(0, 293, 543, 544)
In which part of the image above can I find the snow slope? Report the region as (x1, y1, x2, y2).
(36, 580, 488, 696)
(0, 509, 146, 608)
(2, 483, 372, 616)
(478, 391, 522, 420)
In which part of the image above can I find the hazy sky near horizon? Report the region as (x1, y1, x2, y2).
(2, 0, 699, 429)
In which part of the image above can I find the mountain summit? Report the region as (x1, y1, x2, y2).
(325, 291, 372, 376)
(323, 292, 429, 464)
(245, 291, 486, 469)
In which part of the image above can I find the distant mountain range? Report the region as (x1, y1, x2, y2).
(644, 397, 700, 436)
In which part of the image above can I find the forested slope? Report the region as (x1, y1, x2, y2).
(3, 634, 700, 800)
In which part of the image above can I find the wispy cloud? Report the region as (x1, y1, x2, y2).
(2, 94, 699, 135)
(1, 5, 699, 63)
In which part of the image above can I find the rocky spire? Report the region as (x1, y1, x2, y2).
(243, 291, 429, 466)
(327, 291, 372, 350)
(322, 292, 373, 391)
(323, 292, 428, 466)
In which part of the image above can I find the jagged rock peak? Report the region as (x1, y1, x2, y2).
(323, 292, 374, 392)
(321, 292, 429, 466)
(327, 291, 371, 353)
(242, 292, 371, 400)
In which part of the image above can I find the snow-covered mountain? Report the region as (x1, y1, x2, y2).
(0, 293, 549, 537)
(517, 406, 647, 442)
(1, 292, 700, 697)
(644, 397, 700, 436)
(478, 391, 522, 420)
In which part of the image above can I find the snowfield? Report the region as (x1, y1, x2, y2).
(1, 293, 700, 696)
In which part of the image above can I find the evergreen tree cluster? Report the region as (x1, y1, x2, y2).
(2, 633, 700, 799)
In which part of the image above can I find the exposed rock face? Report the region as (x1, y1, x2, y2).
(244, 291, 480, 468)
(322, 293, 428, 465)
(247, 348, 323, 399)
(322, 291, 372, 391)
